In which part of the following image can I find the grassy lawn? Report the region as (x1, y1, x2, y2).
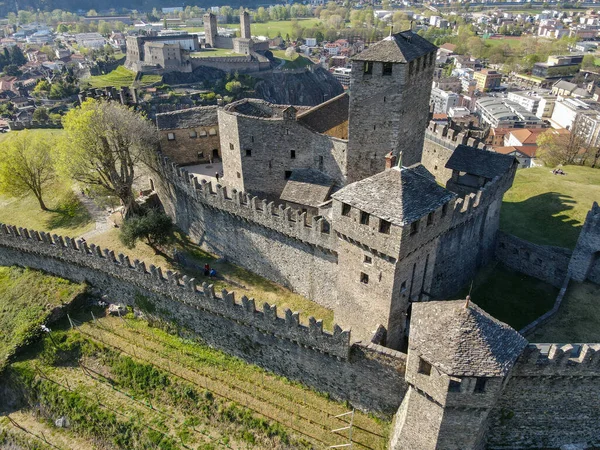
(85, 66, 162, 88)
(500, 166, 600, 249)
(86, 228, 335, 329)
(462, 261, 558, 331)
(527, 281, 600, 343)
(0, 266, 86, 371)
(190, 48, 244, 58)
(2, 312, 389, 449)
(0, 179, 94, 238)
(0, 128, 63, 145)
(484, 37, 524, 48)
(272, 50, 313, 69)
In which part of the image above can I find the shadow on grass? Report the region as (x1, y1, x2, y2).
(45, 192, 93, 231)
(501, 191, 581, 248)
(460, 261, 558, 331)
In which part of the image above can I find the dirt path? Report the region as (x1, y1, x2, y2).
(72, 189, 116, 240)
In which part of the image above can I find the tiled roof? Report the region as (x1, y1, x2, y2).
(331, 166, 455, 226)
(410, 300, 528, 377)
(280, 169, 335, 208)
(156, 106, 218, 130)
(297, 93, 349, 134)
(508, 128, 544, 145)
(352, 30, 437, 63)
(446, 145, 516, 180)
(439, 43, 457, 52)
(493, 146, 537, 158)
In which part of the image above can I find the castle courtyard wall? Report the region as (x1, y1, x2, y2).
(495, 231, 572, 287)
(487, 343, 600, 449)
(0, 224, 408, 415)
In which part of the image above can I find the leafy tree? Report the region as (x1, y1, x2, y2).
(0, 131, 56, 211)
(33, 107, 49, 122)
(60, 99, 158, 217)
(225, 80, 242, 94)
(119, 209, 173, 250)
(57, 24, 68, 33)
(536, 127, 587, 167)
(3, 64, 21, 76)
(9, 46, 26, 66)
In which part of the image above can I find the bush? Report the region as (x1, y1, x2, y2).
(119, 210, 173, 250)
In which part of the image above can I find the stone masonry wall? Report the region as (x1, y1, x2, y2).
(496, 231, 572, 288)
(156, 155, 340, 309)
(487, 343, 600, 449)
(0, 224, 408, 414)
(159, 127, 221, 165)
(569, 202, 600, 283)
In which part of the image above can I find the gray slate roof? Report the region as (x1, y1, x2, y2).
(297, 93, 349, 134)
(410, 300, 528, 377)
(280, 169, 335, 208)
(331, 166, 456, 226)
(446, 145, 516, 180)
(352, 30, 437, 63)
(156, 106, 218, 130)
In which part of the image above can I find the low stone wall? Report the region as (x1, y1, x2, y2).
(0, 223, 408, 414)
(495, 231, 572, 288)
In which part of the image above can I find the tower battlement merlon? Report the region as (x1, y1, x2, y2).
(0, 222, 351, 359)
(158, 152, 337, 251)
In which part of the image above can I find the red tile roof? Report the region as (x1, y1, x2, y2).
(493, 145, 537, 158)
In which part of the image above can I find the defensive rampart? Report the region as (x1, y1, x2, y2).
(570, 202, 600, 284)
(487, 343, 600, 449)
(0, 223, 408, 414)
(495, 231, 572, 287)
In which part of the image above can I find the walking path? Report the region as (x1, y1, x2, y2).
(72, 189, 114, 240)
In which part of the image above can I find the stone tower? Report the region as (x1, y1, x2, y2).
(203, 13, 218, 48)
(390, 300, 527, 450)
(240, 11, 251, 39)
(570, 201, 600, 283)
(346, 31, 437, 183)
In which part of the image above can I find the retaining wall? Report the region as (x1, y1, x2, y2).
(0, 223, 408, 414)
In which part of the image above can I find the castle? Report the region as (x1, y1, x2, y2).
(155, 30, 516, 349)
(125, 11, 270, 74)
(2, 31, 600, 449)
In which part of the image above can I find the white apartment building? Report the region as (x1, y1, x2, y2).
(430, 87, 460, 114)
(477, 97, 545, 129)
(507, 91, 557, 118)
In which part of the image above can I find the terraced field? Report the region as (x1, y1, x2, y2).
(2, 311, 389, 450)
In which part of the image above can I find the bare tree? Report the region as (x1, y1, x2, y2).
(60, 99, 158, 217)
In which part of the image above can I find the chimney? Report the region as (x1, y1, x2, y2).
(385, 151, 397, 170)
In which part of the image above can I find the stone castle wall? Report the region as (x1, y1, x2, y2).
(190, 55, 269, 74)
(156, 156, 340, 308)
(487, 343, 600, 449)
(0, 223, 408, 414)
(569, 202, 600, 284)
(496, 231, 572, 288)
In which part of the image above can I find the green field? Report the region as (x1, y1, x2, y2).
(0, 128, 63, 144)
(528, 281, 600, 343)
(500, 166, 600, 249)
(484, 37, 524, 48)
(0, 266, 85, 371)
(190, 48, 243, 58)
(179, 18, 321, 38)
(272, 50, 313, 69)
(460, 262, 558, 331)
(85, 66, 162, 88)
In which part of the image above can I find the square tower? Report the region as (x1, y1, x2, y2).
(203, 13, 217, 48)
(240, 11, 252, 40)
(347, 31, 437, 183)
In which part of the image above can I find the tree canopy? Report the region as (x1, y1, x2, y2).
(0, 131, 57, 210)
(60, 99, 158, 217)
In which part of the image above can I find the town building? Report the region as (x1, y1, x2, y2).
(476, 97, 546, 129)
(430, 87, 460, 114)
(473, 69, 502, 92)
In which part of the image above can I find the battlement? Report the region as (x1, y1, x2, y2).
(515, 343, 600, 376)
(425, 121, 488, 151)
(0, 223, 351, 359)
(450, 173, 507, 225)
(160, 154, 337, 252)
(583, 201, 600, 230)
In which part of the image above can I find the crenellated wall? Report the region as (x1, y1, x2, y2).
(487, 343, 600, 449)
(0, 223, 409, 414)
